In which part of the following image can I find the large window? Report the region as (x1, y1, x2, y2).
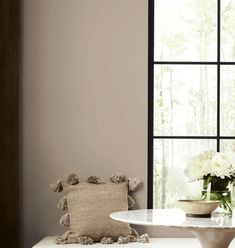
(148, 0, 235, 208)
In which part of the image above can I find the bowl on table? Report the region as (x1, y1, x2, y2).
(176, 200, 220, 217)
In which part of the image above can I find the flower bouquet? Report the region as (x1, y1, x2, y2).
(185, 150, 235, 214)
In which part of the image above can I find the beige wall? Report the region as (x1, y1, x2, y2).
(21, 1, 190, 247)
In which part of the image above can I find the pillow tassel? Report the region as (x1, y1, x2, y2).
(128, 178, 142, 191)
(110, 173, 126, 184)
(137, 233, 150, 243)
(77, 236, 94, 245)
(128, 195, 135, 208)
(87, 175, 102, 184)
(117, 236, 131, 244)
(126, 235, 137, 242)
(100, 237, 114, 244)
(66, 173, 79, 185)
(131, 227, 139, 238)
(55, 230, 71, 244)
(57, 196, 68, 210)
(59, 213, 70, 226)
(50, 180, 63, 193)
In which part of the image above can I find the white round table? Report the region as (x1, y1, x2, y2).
(110, 209, 235, 248)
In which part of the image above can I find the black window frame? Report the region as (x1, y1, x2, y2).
(148, 0, 235, 209)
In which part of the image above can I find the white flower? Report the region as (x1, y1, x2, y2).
(208, 152, 235, 179)
(185, 151, 235, 181)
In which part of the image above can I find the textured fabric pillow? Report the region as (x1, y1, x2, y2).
(50, 173, 148, 245)
(67, 182, 131, 241)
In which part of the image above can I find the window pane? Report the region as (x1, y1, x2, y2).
(154, 65, 217, 136)
(154, 0, 217, 61)
(221, 66, 235, 136)
(221, 0, 235, 61)
(153, 139, 216, 209)
(221, 140, 235, 152)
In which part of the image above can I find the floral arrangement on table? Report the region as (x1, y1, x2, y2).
(185, 150, 235, 214)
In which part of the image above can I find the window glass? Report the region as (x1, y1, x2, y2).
(154, 0, 217, 61)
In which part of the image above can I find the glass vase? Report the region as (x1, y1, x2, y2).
(201, 177, 232, 215)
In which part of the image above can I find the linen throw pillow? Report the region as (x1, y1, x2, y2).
(67, 182, 131, 241)
(50, 173, 149, 245)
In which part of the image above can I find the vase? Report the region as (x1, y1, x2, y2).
(201, 177, 232, 215)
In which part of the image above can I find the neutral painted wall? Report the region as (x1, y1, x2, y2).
(21, 1, 190, 247)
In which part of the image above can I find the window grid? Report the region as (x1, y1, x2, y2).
(148, 0, 235, 208)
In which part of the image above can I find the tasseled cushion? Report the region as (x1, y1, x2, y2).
(50, 172, 147, 244)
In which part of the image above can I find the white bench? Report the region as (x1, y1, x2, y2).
(33, 236, 235, 247)
(33, 236, 202, 248)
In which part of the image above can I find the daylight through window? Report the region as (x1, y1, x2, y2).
(148, 0, 235, 208)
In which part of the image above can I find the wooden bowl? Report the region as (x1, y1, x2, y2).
(176, 200, 220, 217)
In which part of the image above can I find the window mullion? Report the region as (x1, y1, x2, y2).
(147, 0, 155, 209)
(217, 0, 221, 152)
